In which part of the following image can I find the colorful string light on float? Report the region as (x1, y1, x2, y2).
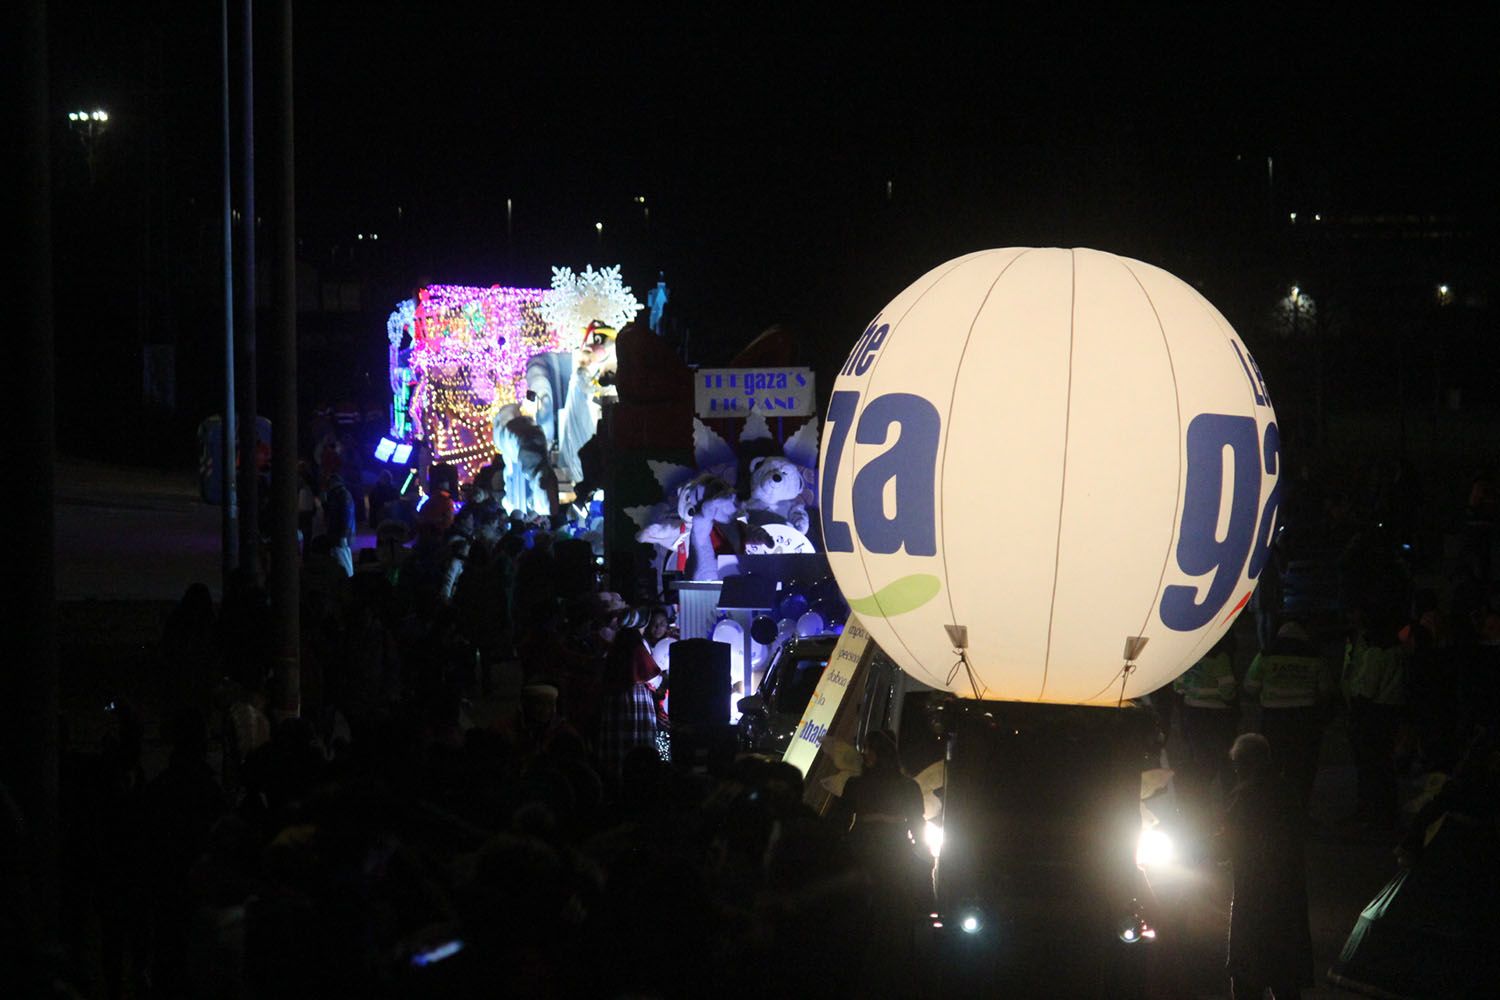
(384, 284, 561, 482)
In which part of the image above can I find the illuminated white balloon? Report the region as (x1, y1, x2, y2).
(712, 619, 745, 675)
(819, 248, 1279, 704)
(796, 610, 827, 638)
(651, 637, 674, 672)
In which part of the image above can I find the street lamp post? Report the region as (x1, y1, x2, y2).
(1433, 283, 1454, 448)
(67, 108, 109, 184)
(1282, 285, 1323, 446)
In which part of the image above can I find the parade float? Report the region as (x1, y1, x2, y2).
(381, 283, 558, 485)
(376, 266, 643, 517)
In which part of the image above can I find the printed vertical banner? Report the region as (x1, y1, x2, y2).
(782, 615, 872, 777)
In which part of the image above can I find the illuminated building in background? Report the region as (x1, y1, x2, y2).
(386, 284, 563, 482)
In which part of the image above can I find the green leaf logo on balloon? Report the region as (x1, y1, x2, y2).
(846, 574, 942, 617)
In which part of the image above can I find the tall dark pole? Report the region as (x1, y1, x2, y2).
(221, 0, 238, 588)
(237, 0, 261, 578)
(11, 0, 61, 960)
(271, 0, 300, 717)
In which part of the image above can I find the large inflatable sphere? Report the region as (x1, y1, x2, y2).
(819, 248, 1279, 704)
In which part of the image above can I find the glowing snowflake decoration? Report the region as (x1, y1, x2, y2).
(387, 298, 416, 346)
(540, 264, 643, 339)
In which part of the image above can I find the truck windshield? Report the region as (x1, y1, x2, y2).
(767, 656, 829, 717)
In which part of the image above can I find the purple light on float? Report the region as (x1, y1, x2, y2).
(387, 284, 562, 481)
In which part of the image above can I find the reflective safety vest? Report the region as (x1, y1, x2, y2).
(1350, 643, 1407, 706)
(1173, 650, 1237, 708)
(1245, 645, 1332, 708)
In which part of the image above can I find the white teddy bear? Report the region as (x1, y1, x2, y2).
(745, 455, 810, 535)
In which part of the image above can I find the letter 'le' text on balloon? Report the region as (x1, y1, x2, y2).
(842, 320, 890, 377)
(821, 390, 940, 557)
(1232, 341, 1273, 408)
(1158, 413, 1281, 632)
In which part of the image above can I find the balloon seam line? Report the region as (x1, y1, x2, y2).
(1039, 249, 1078, 701)
(937, 248, 1038, 682)
(1122, 259, 1185, 699)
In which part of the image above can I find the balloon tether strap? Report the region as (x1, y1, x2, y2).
(1117, 661, 1137, 709)
(947, 650, 986, 701)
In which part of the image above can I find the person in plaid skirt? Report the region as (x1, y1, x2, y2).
(598, 627, 663, 779)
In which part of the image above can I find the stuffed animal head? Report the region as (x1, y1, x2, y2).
(677, 473, 737, 524)
(749, 456, 804, 507)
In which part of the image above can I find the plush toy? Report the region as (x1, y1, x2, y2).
(745, 455, 811, 534)
(628, 418, 811, 575)
(678, 474, 771, 581)
(634, 476, 693, 567)
(628, 420, 738, 564)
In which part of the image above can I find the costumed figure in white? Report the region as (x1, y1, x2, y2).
(539, 265, 643, 487)
(492, 403, 557, 517)
(557, 322, 616, 485)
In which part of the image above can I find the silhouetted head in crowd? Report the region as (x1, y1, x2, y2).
(1230, 732, 1273, 781)
(645, 606, 671, 645)
(862, 729, 900, 773)
(176, 582, 215, 623)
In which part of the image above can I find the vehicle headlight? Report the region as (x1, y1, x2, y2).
(923, 820, 944, 858)
(1135, 827, 1174, 868)
(1118, 914, 1157, 944)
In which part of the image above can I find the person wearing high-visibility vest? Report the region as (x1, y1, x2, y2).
(1244, 621, 1335, 818)
(1344, 613, 1408, 828)
(1173, 632, 1239, 845)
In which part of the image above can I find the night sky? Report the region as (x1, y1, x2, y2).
(44, 2, 1497, 451)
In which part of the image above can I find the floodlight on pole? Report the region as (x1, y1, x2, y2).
(66, 106, 110, 184)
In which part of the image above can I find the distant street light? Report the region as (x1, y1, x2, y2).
(67, 107, 110, 184)
(1280, 284, 1322, 443)
(1437, 284, 1452, 305)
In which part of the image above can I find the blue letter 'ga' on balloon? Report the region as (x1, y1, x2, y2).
(850, 393, 940, 556)
(1246, 421, 1281, 580)
(821, 391, 859, 552)
(1159, 413, 1262, 632)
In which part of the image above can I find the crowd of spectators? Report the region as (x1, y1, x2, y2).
(53, 455, 927, 999)
(1169, 463, 1500, 844)
(40, 438, 1500, 997)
